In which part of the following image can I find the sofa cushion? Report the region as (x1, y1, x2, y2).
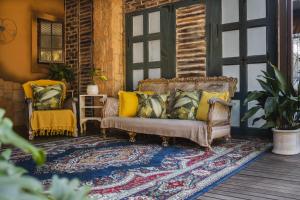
(101, 117, 210, 147)
(137, 93, 169, 119)
(118, 91, 154, 117)
(171, 90, 201, 120)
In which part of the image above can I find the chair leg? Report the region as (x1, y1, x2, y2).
(205, 145, 213, 152)
(161, 136, 169, 147)
(128, 132, 136, 143)
(29, 131, 34, 140)
(101, 128, 107, 139)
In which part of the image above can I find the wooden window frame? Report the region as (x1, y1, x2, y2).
(31, 12, 64, 73)
(37, 18, 64, 64)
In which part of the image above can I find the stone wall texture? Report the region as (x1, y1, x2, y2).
(0, 79, 25, 126)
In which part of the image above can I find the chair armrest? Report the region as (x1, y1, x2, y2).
(103, 97, 119, 118)
(207, 97, 232, 127)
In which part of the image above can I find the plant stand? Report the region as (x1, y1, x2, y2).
(79, 94, 107, 136)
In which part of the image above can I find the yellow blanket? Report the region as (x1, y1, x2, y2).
(31, 110, 76, 137)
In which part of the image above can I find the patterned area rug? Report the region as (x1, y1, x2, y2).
(13, 136, 271, 200)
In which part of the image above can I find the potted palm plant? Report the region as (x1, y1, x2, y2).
(242, 63, 300, 155)
(48, 63, 75, 88)
(87, 68, 108, 95)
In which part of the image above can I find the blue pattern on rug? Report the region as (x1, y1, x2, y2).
(13, 136, 271, 200)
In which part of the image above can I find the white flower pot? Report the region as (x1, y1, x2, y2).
(87, 85, 99, 95)
(272, 128, 300, 155)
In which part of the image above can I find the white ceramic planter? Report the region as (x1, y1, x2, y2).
(87, 85, 99, 95)
(272, 128, 300, 155)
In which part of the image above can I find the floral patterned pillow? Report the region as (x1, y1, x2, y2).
(137, 93, 169, 119)
(170, 89, 201, 120)
(31, 84, 63, 110)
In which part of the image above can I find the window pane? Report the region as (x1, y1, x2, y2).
(222, 30, 239, 58)
(40, 49, 52, 62)
(132, 15, 143, 36)
(52, 50, 63, 62)
(247, 0, 266, 20)
(247, 63, 266, 91)
(149, 11, 160, 34)
(222, 65, 240, 92)
(52, 35, 62, 48)
(148, 68, 161, 79)
(133, 42, 144, 63)
(148, 40, 160, 62)
(41, 22, 51, 35)
(133, 69, 144, 90)
(231, 100, 240, 127)
(40, 35, 51, 48)
(52, 23, 62, 35)
(222, 0, 239, 24)
(247, 27, 266, 56)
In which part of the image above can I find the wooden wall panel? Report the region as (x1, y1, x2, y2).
(93, 0, 124, 97)
(176, 4, 206, 77)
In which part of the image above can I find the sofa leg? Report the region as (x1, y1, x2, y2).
(161, 136, 169, 147)
(128, 132, 136, 143)
(101, 128, 107, 139)
(205, 145, 213, 152)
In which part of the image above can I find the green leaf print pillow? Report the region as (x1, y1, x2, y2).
(31, 84, 63, 110)
(137, 93, 169, 119)
(171, 89, 201, 120)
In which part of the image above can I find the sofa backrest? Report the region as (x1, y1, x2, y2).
(138, 77, 237, 98)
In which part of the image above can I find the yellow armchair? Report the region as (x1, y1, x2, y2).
(22, 80, 78, 140)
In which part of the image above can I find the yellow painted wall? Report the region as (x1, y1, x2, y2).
(0, 0, 64, 83)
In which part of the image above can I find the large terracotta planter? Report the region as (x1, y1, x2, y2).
(272, 128, 300, 155)
(87, 85, 99, 95)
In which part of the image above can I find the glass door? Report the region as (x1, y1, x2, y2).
(220, 0, 276, 133)
(126, 10, 162, 90)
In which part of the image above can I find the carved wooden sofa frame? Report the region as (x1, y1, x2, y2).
(100, 77, 237, 150)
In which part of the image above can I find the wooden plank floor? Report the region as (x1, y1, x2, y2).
(200, 152, 300, 200)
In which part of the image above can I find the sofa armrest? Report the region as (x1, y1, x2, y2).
(103, 97, 119, 118)
(207, 97, 232, 127)
(25, 98, 33, 131)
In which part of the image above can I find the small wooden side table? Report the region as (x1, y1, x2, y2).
(79, 94, 107, 135)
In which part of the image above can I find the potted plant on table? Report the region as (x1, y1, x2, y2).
(242, 63, 300, 155)
(48, 63, 75, 88)
(87, 68, 108, 95)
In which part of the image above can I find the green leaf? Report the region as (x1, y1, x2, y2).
(0, 149, 12, 161)
(264, 97, 277, 118)
(261, 120, 276, 129)
(243, 91, 264, 105)
(241, 106, 262, 122)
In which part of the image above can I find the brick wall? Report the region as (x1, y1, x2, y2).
(0, 79, 25, 126)
(65, 0, 93, 95)
(176, 4, 206, 77)
(124, 0, 181, 13)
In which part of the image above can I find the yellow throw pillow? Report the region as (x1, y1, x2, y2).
(118, 91, 154, 117)
(196, 91, 229, 121)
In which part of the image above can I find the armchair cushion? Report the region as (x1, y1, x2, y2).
(32, 84, 64, 110)
(196, 91, 229, 121)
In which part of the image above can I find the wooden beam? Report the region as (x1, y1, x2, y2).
(278, 0, 293, 82)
